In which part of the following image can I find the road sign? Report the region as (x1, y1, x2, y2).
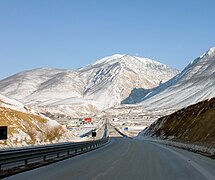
(92, 131, 97, 137)
(124, 127, 128, 131)
(0, 126, 7, 140)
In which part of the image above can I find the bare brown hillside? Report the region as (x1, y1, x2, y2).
(0, 106, 67, 147)
(145, 98, 215, 148)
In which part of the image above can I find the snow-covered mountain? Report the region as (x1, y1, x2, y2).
(124, 47, 215, 113)
(0, 54, 178, 117)
(0, 94, 75, 148)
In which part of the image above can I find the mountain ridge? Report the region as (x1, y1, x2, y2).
(122, 47, 215, 113)
(0, 54, 178, 117)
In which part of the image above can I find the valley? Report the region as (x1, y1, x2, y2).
(0, 48, 215, 158)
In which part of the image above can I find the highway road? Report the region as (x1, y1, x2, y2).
(6, 127, 215, 180)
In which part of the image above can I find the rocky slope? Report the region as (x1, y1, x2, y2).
(144, 98, 215, 148)
(0, 94, 74, 148)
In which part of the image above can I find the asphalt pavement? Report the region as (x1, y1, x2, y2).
(6, 127, 215, 180)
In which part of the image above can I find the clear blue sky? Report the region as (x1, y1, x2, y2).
(0, 0, 214, 79)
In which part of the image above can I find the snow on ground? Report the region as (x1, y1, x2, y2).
(0, 94, 91, 148)
(136, 136, 215, 158)
(0, 94, 27, 112)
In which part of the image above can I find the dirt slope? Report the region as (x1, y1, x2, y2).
(145, 98, 215, 148)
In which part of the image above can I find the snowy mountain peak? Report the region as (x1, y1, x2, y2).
(92, 54, 169, 68)
(200, 47, 215, 58)
(207, 47, 215, 54)
(92, 54, 125, 66)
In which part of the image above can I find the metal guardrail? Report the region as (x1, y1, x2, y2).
(0, 136, 109, 171)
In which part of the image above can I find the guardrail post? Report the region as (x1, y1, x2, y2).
(25, 159, 28, 166)
(43, 155, 46, 161)
(57, 153, 59, 158)
(67, 151, 70, 155)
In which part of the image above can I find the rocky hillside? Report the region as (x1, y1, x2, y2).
(144, 98, 215, 148)
(0, 94, 74, 148)
(0, 54, 178, 118)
